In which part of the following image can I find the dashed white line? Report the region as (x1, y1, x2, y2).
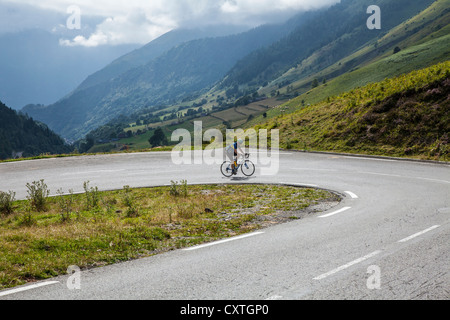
(292, 168, 338, 172)
(266, 295, 283, 300)
(345, 191, 359, 199)
(313, 251, 382, 281)
(398, 225, 441, 243)
(318, 207, 351, 218)
(0, 281, 60, 297)
(183, 232, 264, 251)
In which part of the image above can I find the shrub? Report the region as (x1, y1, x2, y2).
(169, 180, 188, 197)
(0, 190, 16, 215)
(123, 185, 139, 217)
(26, 180, 50, 212)
(83, 181, 100, 210)
(56, 188, 74, 222)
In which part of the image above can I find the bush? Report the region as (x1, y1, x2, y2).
(169, 180, 188, 197)
(0, 190, 16, 215)
(56, 188, 75, 222)
(26, 180, 50, 212)
(83, 181, 100, 210)
(123, 185, 139, 217)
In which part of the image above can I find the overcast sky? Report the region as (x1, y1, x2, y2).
(0, 0, 339, 47)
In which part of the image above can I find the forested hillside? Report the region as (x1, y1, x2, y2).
(0, 101, 72, 160)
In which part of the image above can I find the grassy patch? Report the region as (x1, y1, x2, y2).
(256, 61, 450, 161)
(0, 183, 339, 289)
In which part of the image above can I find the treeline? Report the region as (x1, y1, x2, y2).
(0, 101, 72, 160)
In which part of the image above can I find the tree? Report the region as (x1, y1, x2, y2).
(149, 128, 168, 147)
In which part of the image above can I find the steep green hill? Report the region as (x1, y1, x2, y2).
(220, 0, 435, 91)
(261, 0, 450, 102)
(0, 101, 72, 160)
(255, 62, 449, 161)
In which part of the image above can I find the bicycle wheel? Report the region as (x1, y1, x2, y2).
(221, 161, 233, 177)
(241, 160, 255, 177)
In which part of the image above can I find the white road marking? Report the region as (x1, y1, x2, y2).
(266, 295, 283, 300)
(292, 168, 338, 172)
(345, 191, 359, 199)
(0, 281, 60, 297)
(183, 232, 264, 251)
(343, 156, 396, 162)
(398, 225, 441, 243)
(62, 169, 125, 176)
(358, 171, 401, 178)
(318, 207, 351, 218)
(415, 177, 450, 184)
(313, 251, 382, 281)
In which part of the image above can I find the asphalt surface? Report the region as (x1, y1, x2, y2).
(0, 151, 449, 300)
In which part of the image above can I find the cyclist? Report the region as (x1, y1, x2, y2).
(226, 138, 245, 175)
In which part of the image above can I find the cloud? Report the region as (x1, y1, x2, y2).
(1, 0, 339, 46)
(60, 9, 176, 47)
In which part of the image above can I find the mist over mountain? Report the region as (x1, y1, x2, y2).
(0, 29, 138, 110)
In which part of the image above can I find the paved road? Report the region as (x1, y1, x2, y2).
(0, 151, 449, 300)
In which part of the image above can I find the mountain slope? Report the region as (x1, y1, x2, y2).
(220, 0, 436, 91)
(256, 61, 449, 161)
(77, 0, 450, 155)
(76, 25, 250, 92)
(23, 14, 311, 140)
(262, 0, 450, 100)
(0, 101, 72, 160)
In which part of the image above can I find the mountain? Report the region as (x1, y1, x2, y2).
(22, 0, 441, 143)
(68, 0, 450, 157)
(22, 13, 315, 141)
(220, 0, 436, 90)
(0, 29, 138, 110)
(258, 0, 450, 101)
(256, 61, 449, 161)
(0, 101, 72, 160)
(76, 25, 251, 92)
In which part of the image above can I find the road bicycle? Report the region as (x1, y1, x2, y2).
(221, 153, 255, 177)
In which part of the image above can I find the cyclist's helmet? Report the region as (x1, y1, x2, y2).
(237, 138, 244, 145)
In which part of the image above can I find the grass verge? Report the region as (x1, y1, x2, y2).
(0, 183, 340, 290)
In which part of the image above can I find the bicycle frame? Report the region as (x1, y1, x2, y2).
(221, 153, 254, 177)
(233, 153, 249, 169)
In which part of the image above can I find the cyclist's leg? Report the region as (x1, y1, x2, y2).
(233, 151, 238, 174)
(226, 149, 235, 169)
